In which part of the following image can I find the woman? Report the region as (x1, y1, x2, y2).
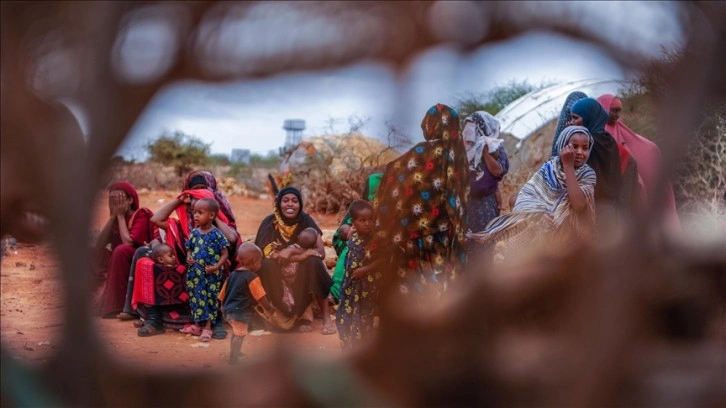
(551, 91, 588, 157)
(569, 97, 624, 228)
(463, 111, 509, 233)
(470, 126, 597, 257)
(597, 93, 680, 228)
(98, 181, 157, 318)
(369, 103, 469, 305)
(130, 173, 239, 337)
(254, 186, 335, 335)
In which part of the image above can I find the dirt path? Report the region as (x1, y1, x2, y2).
(1, 192, 346, 369)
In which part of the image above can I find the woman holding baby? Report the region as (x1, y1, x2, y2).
(254, 186, 335, 335)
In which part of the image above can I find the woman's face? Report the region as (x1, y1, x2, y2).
(279, 193, 300, 219)
(569, 113, 584, 127)
(607, 106, 621, 125)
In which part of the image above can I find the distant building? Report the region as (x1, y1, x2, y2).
(230, 148, 250, 164)
(281, 119, 305, 155)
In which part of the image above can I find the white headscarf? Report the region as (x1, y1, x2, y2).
(463, 111, 502, 171)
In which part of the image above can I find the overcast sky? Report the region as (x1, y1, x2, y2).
(115, 2, 683, 161)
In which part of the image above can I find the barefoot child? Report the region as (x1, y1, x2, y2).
(221, 242, 275, 364)
(335, 200, 381, 350)
(181, 198, 229, 342)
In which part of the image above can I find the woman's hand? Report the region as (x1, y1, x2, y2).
(205, 265, 218, 274)
(560, 144, 576, 169)
(186, 253, 194, 265)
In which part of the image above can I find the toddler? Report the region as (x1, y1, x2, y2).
(181, 198, 230, 342)
(335, 200, 381, 350)
(221, 242, 275, 364)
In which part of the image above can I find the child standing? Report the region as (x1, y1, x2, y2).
(182, 198, 230, 342)
(221, 242, 275, 364)
(335, 200, 381, 350)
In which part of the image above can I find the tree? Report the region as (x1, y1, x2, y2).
(146, 130, 210, 176)
(455, 80, 550, 118)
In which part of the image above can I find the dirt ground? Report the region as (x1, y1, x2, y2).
(0, 191, 346, 370)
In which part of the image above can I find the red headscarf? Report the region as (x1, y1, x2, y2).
(597, 94, 680, 228)
(109, 181, 139, 210)
(174, 189, 230, 235)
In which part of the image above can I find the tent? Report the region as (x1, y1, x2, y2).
(495, 78, 628, 148)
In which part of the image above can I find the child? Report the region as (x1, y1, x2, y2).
(181, 198, 230, 342)
(335, 200, 381, 350)
(151, 243, 176, 266)
(221, 242, 275, 364)
(280, 227, 319, 314)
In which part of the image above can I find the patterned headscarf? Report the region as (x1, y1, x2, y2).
(552, 91, 588, 157)
(463, 111, 501, 171)
(371, 103, 469, 287)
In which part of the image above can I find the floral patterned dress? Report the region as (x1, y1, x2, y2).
(336, 232, 380, 350)
(185, 227, 229, 323)
(370, 104, 469, 302)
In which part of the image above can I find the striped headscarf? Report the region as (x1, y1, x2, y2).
(471, 126, 596, 243)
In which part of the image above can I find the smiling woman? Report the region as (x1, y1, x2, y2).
(253, 186, 335, 334)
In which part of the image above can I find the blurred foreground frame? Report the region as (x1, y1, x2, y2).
(1, 1, 724, 407)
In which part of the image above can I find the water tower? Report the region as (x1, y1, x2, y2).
(282, 119, 305, 153)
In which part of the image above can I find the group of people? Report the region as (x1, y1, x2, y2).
(94, 95, 678, 360)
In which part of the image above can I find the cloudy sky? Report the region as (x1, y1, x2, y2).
(115, 2, 683, 161)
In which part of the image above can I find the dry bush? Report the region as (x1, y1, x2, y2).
(673, 104, 726, 215)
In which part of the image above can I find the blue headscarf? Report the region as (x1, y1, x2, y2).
(552, 91, 588, 157)
(571, 98, 623, 201)
(571, 98, 609, 135)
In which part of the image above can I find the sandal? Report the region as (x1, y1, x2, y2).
(117, 312, 138, 321)
(321, 325, 337, 335)
(212, 322, 228, 340)
(200, 329, 213, 342)
(179, 324, 202, 336)
(137, 323, 165, 337)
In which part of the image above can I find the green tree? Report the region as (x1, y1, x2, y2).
(456, 80, 550, 118)
(146, 130, 210, 176)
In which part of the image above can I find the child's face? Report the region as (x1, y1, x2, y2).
(352, 208, 373, 236)
(157, 249, 176, 266)
(567, 132, 590, 168)
(193, 202, 214, 227)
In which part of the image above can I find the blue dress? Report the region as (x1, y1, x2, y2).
(185, 227, 230, 323)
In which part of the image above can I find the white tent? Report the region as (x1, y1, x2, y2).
(495, 78, 628, 148)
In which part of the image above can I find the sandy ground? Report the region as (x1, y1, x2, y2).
(1, 191, 346, 370)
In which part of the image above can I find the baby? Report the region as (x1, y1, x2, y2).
(280, 227, 319, 313)
(151, 243, 176, 267)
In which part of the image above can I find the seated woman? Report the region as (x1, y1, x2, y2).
(130, 173, 239, 337)
(469, 126, 597, 260)
(97, 181, 157, 318)
(254, 186, 335, 335)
